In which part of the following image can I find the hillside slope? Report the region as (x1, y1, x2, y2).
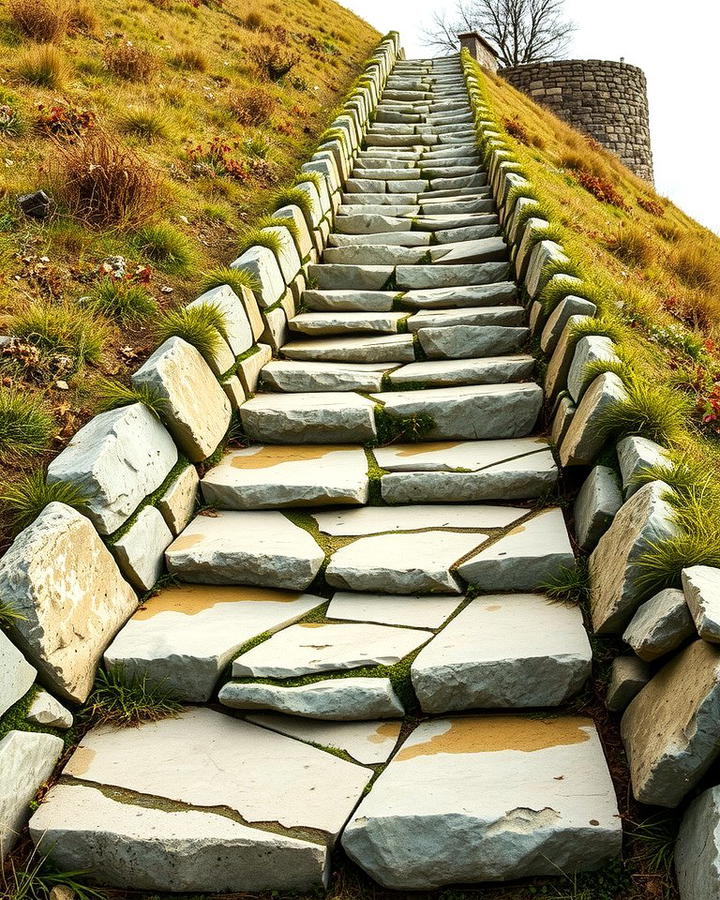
(482, 68, 720, 477)
(0, 0, 378, 512)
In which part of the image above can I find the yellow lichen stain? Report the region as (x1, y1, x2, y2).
(503, 523, 527, 538)
(229, 445, 353, 469)
(297, 622, 328, 628)
(368, 722, 402, 744)
(66, 745, 96, 777)
(168, 533, 205, 552)
(133, 585, 303, 620)
(484, 604, 501, 612)
(389, 441, 461, 458)
(396, 716, 592, 761)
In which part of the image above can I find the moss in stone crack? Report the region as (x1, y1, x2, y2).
(0, 685, 73, 747)
(396, 314, 411, 334)
(381, 270, 398, 291)
(365, 447, 388, 505)
(371, 406, 435, 446)
(412, 332, 428, 360)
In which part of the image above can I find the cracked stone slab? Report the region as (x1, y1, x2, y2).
(326, 530, 485, 594)
(622, 588, 694, 662)
(395, 262, 510, 290)
(105, 584, 325, 701)
(411, 594, 591, 712)
(0, 630, 35, 718)
(301, 289, 398, 311)
(290, 311, 407, 335)
(327, 233, 431, 249)
(1, 730, 64, 861)
(46, 403, 178, 535)
(327, 592, 462, 629)
(30, 782, 330, 893)
(407, 306, 523, 332)
(675, 786, 720, 900)
(589, 481, 678, 634)
(232, 622, 432, 678)
(458, 508, 575, 591)
(0, 503, 138, 704)
(399, 282, 515, 309)
(261, 360, 393, 393)
(201, 445, 369, 509)
(165, 510, 324, 590)
(621, 640, 720, 807)
(417, 324, 529, 359)
(59, 707, 371, 836)
(219, 677, 404, 720)
(341, 715, 622, 889)
(246, 714, 401, 764)
(282, 333, 415, 363)
(239, 392, 377, 444)
(372, 383, 542, 440)
(334, 214, 413, 234)
(306, 264, 393, 291)
(312, 504, 522, 535)
(387, 355, 534, 387)
(681, 566, 720, 642)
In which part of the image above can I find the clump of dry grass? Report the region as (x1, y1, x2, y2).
(8, 0, 68, 42)
(657, 220, 682, 243)
(558, 148, 610, 181)
(53, 131, 159, 227)
(605, 224, 656, 269)
(103, 41, 159, 82)
(228, 88, 276, 125)
(68, 0, 99, 33)
(248, 41, 299, 81)
(172, 47, 208, 72)
(15, 43, 66, 87)
(240, 11, 265, 29)
(574, 168, 627, 209)
(669, 237, 720, 293)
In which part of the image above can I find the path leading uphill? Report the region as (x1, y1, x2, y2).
(29, 55, 622, 893)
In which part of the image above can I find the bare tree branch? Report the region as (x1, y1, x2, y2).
(420, 0, 576, 67)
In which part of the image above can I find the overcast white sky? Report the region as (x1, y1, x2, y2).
(341, 0, 720, 234)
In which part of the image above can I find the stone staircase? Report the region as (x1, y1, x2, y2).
(29, 55, 622, 893)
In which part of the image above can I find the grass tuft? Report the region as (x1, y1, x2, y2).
(0, 390, 55, 460)
(93, 377, 167, 417)
(605, 223, 656, 268)
(235, 226, 283, 257)
(8, 0, 68, 42)
(132, 223, 195, 274)
(0, 470, 90, 533)
(171, 47, 208, 71)
(103, 41, 158, 82)
(83, 278, 157, 324)
(198, 266, 259, 296)
(118, 105, 176, 142)
(16, 43, 66, 87)
(596, 380, 690, 446)
(540, 561, 589, 603)
(228, 88, 276, 125)
(577, 357, 632, 396)
(153, 302, 227, 361)
(86, 667, 182, 727)
(11, 301, 108, 370)
(272, 186, 315, 227)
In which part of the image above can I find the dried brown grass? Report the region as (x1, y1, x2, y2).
(8, 0, 68, 42)
(228, 87, 276, 125)
(103, 41, 159, 82)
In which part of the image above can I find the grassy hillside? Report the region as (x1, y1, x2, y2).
(482, 69, 720, 481)
(0, 0, 378, 523)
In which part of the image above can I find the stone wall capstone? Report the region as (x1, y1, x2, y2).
(501, 59, 653, 182)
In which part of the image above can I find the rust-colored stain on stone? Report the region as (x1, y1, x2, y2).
(390, 441, 460, 458)
(133, 585, 303, 620)
(229, 445, 352, 469)
(396, 716, 592, 761)
(168, 533, 205, 552)
(66, 745, 96, 777)
(368, 722, 402, 744)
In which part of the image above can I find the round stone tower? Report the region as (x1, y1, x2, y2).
(501, 59, 653, 182)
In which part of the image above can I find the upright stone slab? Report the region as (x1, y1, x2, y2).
(0, 631, 35, 717)
(559, 372, 627, 467)
(0, 730, 63, 860)
(573, 465, 623, 551)
(111, 505, 173, 593)
(132, 337, 231, 463)
(589, 481, 677, 633)
(681, 566, 720, 642)
(621, 640, 720, 807)
(0, 503, 138, 703)
(622, 588, 694, 661)
(616, 435, 670, 497)
(188, 285, 254, 356)
(675, 786, 720, 900)
(46, 404, 178, 535)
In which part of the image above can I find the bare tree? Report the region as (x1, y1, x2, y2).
(421, 0, 576, 67)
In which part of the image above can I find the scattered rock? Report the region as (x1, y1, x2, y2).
(682, 566, 720, 643)
(18, 190, 53, 220)
(622, 588, 694, 662)
(606, 656, 650, 712)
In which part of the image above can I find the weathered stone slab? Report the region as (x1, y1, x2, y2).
(327, 592, 461, 629)
(617, 435, 670, 497)
(621, 640, 720, 806)
(682, 566, 720, 642)
(111, 505, 173, 593)
(312, 504, 521, 535)
(372, 383, 542, 440)
(157, 463, 198, 536)
(47, 404, 178, 535)
(132, 337, 231, 463)
(246, 714, 401, 764)
(334, 213, 412, 234)
(201, 445, 369, 509)
(417, 324, 528, 359)
(165, 510, 324, 590)
(237, 343, 272, 394)
(282, 333, 415, 363)
(31, 782, 328, 892)
(302, 288, 398, 311)
(262, 360, 392, 393)
(399, 282, 515, 309)
(574, 464, 623, 551)
(566, 335, 618, 403)
(342, 716, 621, 889)
(458, 508, 575, 591)
(232, 245, 284, 308)
(1, 503, 138, 703)
(326, 530, 486, 594)
(412, 594, 591, 712)
(105, 584, 324, 701)
(544, 314, 588, 399)
(232, 622, 431, 678)
(675, 786, 720, 900)
(606, 656, 650, 712)
(407, 307, 523, 331)
(388, 355, 534, 387)
(1, 730, 63, 860)
(188, 284, 254, 356)
(290, 310, 406, 335)
(27, 689, 73, 729)
(540, 295, 597, 354)
(589, 481, 678, 633)
(307, 264, 393, 291)
(240, 392, 377, 444)
(622, 588, 693, 662)
(559, 373, 628, 467)
(219, 677, 404, 720)
(0, 631, 35, 718)
(395, 262, 510, 290)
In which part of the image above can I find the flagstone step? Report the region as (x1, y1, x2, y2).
(282, 333, 415, 363)
(289, 311, 408, 336)
(385, 354, 535, 387)
(322, 237, 506, 267)
(261, 360, 394, 392)
(239, 392, 378, 444)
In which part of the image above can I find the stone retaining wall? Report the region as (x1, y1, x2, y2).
(0, 30, 401, 862)
(502, 59, 653, 182)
